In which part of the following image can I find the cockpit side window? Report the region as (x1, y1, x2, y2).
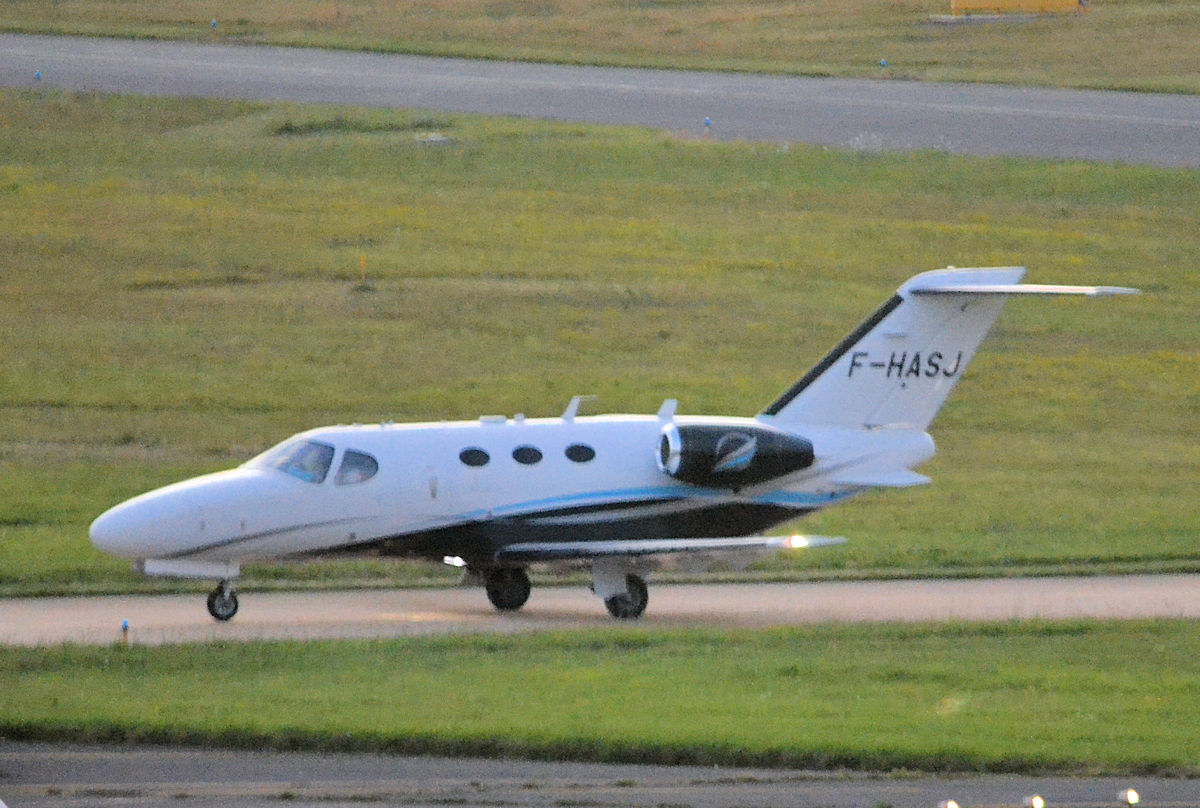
(261, 439, 335, 484)
(335, 450, 379, 486)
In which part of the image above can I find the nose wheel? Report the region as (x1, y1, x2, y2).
(206, 581, 239, 621)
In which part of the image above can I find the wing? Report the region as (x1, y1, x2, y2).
(495, 534, 845, 564)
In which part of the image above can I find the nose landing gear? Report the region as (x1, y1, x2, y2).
(206, 580, 239, 621)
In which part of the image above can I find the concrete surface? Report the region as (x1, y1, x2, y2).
(4, 575, 1199, 647)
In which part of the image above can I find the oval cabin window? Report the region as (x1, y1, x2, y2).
(512, 446, 543, 465)
(459, 448, 490, 467)
(565, 444, 595, 463)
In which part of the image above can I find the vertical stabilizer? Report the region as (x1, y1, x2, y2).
(760, 267, 1025, 430)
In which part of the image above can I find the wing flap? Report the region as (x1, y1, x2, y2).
(495, 535, 845, 564)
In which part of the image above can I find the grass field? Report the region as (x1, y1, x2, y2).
(3, 0, 1200, 93)
(1, 89, 1197, 594)
(1, 17, 1198, 780)
(4, 621, 1198, 774)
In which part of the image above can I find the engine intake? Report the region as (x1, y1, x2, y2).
(657, 423, 814, 489)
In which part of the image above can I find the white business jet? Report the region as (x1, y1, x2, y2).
(90, 267, 1135, 621)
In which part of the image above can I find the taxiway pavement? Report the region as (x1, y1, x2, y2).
(4, 575, 1199, 647)
(3, 741, 1195, 808)
(2, 33, 1200, 166)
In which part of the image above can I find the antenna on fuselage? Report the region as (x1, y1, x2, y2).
(562, 395, 598, 421)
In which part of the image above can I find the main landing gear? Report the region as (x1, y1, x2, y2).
(206, 580, 239, 621)
(479, 564, 648, 620)
(603, 573, 648, 620)
(484, 567, 532, 611)
(591, 559, 649, 620)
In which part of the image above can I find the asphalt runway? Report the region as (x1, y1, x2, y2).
(4, 575, 1200, 647)
(4, 740, 1194, 808)
(3, 33, 1200, 167)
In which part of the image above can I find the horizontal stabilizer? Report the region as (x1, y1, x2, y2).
(496, 535, 845, 564)
(825, 469, 931, 488)
(910, 283, 1139, 297)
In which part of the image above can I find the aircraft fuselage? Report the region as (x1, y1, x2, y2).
(92, 414, 925, 569)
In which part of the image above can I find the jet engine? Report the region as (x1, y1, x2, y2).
(657, 423, 814, 489)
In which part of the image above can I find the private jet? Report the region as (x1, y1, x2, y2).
(90, 267, 1135, 621)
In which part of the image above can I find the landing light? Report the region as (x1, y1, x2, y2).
(1024, 797, 1046, 808)
(1120, 789, 1140, 806)
(442, 556, 467, 568)
(788, 535, 809, 549)
(938, 801, 960, 808)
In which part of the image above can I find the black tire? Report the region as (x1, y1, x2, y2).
(604, 574, 648, 620)
(484, 567, 531, 611)
(206, 585, 239, 621)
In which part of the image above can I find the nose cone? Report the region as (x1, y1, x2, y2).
(90, 498, 168, 559)
(90, 468, 271, 559)
(89, 506, 123, 556)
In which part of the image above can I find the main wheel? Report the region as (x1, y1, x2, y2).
(484, 567, 531, 612)
(206, 584, 239, 621)
(604, 574, 648, 620)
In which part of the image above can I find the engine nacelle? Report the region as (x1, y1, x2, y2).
(657, 422, 815, 489)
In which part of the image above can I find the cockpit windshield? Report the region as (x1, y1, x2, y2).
(251, 439, 335, 484)
(247, 439, 379, 486)
(335, 450, 379, 485)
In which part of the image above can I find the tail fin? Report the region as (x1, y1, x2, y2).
(760, 267, 1136, 431)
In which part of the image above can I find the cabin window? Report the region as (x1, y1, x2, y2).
(266, 439, 335, 484)
(565, 444, 595, 463)
(460, 448, 490, 467)
(335, 450, 379, 485)
(512, 446, 543, 465)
